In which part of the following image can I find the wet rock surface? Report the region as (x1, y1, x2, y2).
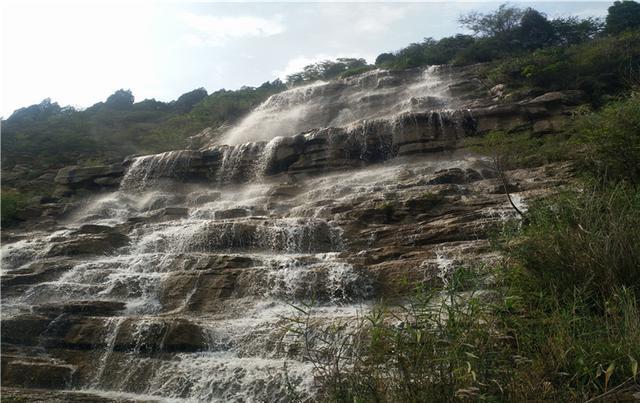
(1, 64, 579, 402)
(1, 155, 571, 401)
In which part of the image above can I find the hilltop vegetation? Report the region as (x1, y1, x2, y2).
(1, 1, 639, 225)
(1, 80, 286, 172)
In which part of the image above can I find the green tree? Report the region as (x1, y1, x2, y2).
(105, 89, 134, 110)
(518, 8, 555, 49)
(551, 17, 604, 45)
(606, 0, 640, 34)
(458, 3, 525, 38)
(375, 52, 396, 65)
(173, 88, 208, 113)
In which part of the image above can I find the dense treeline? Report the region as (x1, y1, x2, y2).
(285, 2, 640, 104)
(2, 1, 639, 201)
(376, 1, 639, 68)
(1, 80, 286, 172)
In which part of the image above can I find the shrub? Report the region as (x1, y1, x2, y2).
(572, 93, 640, 185)
(1, 191, 25, 227)
(508, 185, 640, 301)
(285, 264, 640, 401)
(285, 272, 513, 402)
(487, 31, 640, 101)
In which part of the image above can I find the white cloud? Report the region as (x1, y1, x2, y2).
(182, 13, 285, 46)
(316, 4, 411, 35)
(353, 6, 409, 34)
(274, 53, 375, 80)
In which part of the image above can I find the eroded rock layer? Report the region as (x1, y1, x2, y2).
(1, 65, 578, 402)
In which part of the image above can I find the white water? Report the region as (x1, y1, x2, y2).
(0, 65, 495, 401)
(221, 66, 455, 145)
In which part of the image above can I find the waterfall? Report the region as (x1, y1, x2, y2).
(120, 150, 195, 191)
(90, 317, 125, 388)
(220, 66, 456, 145)
(1, 63, 502, 402)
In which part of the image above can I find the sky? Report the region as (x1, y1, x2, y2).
(0, 0, 611, 118)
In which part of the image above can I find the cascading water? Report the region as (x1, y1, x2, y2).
(220, 66, 459, 145)
(0, 160, 377, 401)
(120, 150, 196, 191)
(0, 65, 516, 402)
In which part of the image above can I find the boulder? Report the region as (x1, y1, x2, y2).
(47, 231, 129, 256)
(3, 360, 76, 389)
(54, 164, 124, 186)
(33, 301, 126, 317)
(523, 90, 587, 106)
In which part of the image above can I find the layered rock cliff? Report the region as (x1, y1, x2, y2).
(1, 65, 580, 402)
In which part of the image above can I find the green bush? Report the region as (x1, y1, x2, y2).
(466, 130, 572, 171)
(487, 30, 640, 102)
(572, 93, 640, 184)
(285, 272, 513, 402)
(1, 191, 25, 227)
(508, 186, 640, 301)
(497, 269, 640, 401)
(286, 264, 640, 401)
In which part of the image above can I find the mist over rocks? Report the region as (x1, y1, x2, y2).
(1, 63, 584, 401)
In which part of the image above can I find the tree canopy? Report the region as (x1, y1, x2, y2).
(375, 3, 609, 69)
(606, 0, 640, 33)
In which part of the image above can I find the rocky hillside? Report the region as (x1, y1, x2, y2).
(0, 63, 588, 401)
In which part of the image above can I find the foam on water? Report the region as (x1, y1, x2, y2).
(1, 135, 498, 401)
(120, 151, 194, 191)
(221, 66, 454, 145)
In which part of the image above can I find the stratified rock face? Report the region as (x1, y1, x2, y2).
(1, 64, 579, 402)
(46, 67, 583, 196)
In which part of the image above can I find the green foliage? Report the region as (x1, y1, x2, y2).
(286, 261, 640, 401)
(286, 58, 370, 85)
(509, 186, 640, 301)
(458, 3, 526, 38)
(105, 89, 134, 110)
(519, 9, 555, 49)
(377, 3, 605, 70)
(606, 0, 640, 34)
(572, 93, 640, 184)
(1, 80, 286, 176)
(1, 191, 25, 226)
(466, 130, 572, 170)
(285, 271, 513, 402)
(339, 65, 375, 79)
(487, 30, 640, 101)
(497, 269, 640, 401)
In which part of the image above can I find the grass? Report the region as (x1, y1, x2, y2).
(284, 93, 640, 402)
(1, 190, 26, 227)
(285, 198, 640, 400)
